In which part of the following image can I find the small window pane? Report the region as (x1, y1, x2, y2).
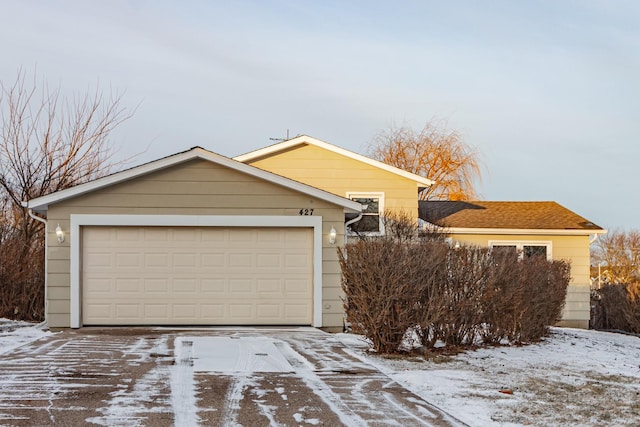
(524, 245, 547, 258)
(350, 215, 380, 233)
(352, 197, 379, 214)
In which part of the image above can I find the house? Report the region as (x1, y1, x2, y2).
(25, 147, 363, 330)
(419, 201, 607, 328)
(27, 134, 603, 330)
(237, 137, 606, 329)
(234, 135, 433, 235)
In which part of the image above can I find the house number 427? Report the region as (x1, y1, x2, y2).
(299, 208, 314, 216)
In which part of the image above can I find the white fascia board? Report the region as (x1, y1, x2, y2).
(234, 135, 435, 187)
(70, 214, 325, 328)
(26, 147, 362, 214)
(445, 227, 608, 236)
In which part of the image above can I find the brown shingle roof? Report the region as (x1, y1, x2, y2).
(419, 201, 603, 231)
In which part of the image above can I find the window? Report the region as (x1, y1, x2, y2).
(489, 241, 552, 260)
(347, 192, 384, 235)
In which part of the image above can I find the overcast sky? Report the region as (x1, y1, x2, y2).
(2, 0, 638, 231)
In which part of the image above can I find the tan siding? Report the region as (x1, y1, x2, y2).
(45, 159, 347, 328)
(48, 300, 70, 314)
(450, 233, 592, 327)
(49, 246, 69, 260)
(48, 314, 70, 329)
(323, 286, 345, 301)
(48, 286, 70, 300)
(323, 313, 344, 331)
(322, 260, 342, 275)
(246, 144, 419, 215)
(48, 274, 70, 287)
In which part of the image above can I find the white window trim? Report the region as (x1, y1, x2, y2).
(346, 192, 385, 236)
(488, 240, 553, 261)
(70, 214, 323, 328)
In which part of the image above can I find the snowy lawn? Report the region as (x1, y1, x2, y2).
(0, 319, 51, 356)
(338, 327, 640, 426)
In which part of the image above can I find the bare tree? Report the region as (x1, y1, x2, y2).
(369, 119, 482, 200)
(0, 68, 132, 241)
(592, 229, 640, 285)
(0, 68, 132, 320)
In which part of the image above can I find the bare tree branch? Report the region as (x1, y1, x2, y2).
(0, 67, 133, 242)
(369, 119, 482, 200)
(592, 229, 640, 285)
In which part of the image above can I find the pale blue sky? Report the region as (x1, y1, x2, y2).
(1, 0, 639, 230)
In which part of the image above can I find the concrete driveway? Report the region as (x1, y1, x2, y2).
(0, 327, 465, 426)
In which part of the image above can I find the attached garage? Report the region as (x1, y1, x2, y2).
(25, 147, 362, 329)
(82, 226, 313, 326)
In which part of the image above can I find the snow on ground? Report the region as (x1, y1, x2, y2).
(187, 336, 294, 373)
(3, 319, 639, 426)
(0, 318, 51, 356)
(338, 327, 640, 427)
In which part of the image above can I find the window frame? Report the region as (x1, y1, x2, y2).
(488, 240, 553, 261)
(346, 192, 385, 236)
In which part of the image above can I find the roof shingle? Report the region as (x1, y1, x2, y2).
(419, 201, 603, 231)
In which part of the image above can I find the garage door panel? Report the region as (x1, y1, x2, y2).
(201, 278, 225, 293)
(201, 253, 225, 268)
(144, 278, 169, 292)
(116, 304, 140, 319)
(172, 278, 198, 293)
(256, 278, 280, 294)
(82, 226, 313, 325)
(229, 229, 253, 243)
(115, 228, 140, 241)
(143, 228, 169, 241)
(144, 304, 168, 318)
(85, 252, 112, 268)
(201, 304, 225, 319)
(257, 253, 281, 268)
(257, 304, 280, 318)
(145, 253, 169, 268)
(200, 229, 225, 242)
(229, 253, 253, 268)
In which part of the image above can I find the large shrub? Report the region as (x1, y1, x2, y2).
(339, 237, 570, 353)
(0, 224, 44, 321)
(591, 283, 640, 333)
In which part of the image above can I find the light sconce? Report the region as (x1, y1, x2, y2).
(329, 226, 337, 245)
(55, 224, 65, 243)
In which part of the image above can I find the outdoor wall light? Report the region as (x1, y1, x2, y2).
(55, 224, 65, 243)
(329, 226, 337, 245)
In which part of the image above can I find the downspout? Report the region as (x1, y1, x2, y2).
(342, 209, 363, 332)
(27, 207, 48, 326)
(344, 211, 364, 245)
(589, 233, 600, 245)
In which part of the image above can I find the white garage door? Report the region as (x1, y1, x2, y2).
(82, 226, 313, 325)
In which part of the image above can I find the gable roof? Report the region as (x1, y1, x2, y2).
(24, 146, 363, 214)
(233, 135, 434, 187)
(419, 201, 606, 235)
